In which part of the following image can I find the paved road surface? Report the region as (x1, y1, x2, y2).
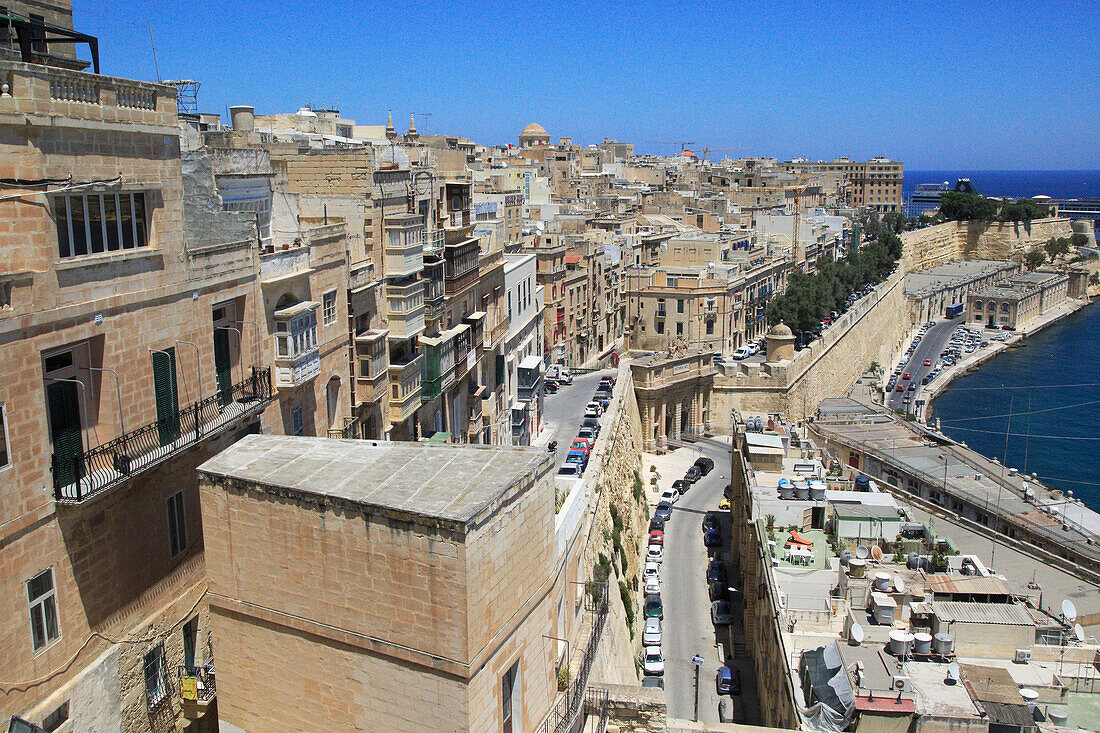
(541, 369, 616, 467)
(886, 316, 963, 413)
(659, 438, 759, 725)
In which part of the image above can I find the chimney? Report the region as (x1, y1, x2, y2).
(228, 105, 255, 132)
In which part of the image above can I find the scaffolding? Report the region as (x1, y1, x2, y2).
(163, 79, 200, 115)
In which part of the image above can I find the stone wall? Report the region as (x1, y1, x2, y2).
(582, 366, 648, 686)
(712, 267, 911, 423)
(598, 683, 667, 732)
(901, 218, 1076, 270)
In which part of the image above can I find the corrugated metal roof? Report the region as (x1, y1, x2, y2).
(932, 601, 1034, 626)
(927, 575, 1013, 597)
(979, 701, 1037, 728)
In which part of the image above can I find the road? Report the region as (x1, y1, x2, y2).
(541, 369, 616, 468)
(886, 316, 963, 413)
(659, 438, 758, 725)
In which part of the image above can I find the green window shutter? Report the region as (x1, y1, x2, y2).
(47, 380, 84, 489)
(213, 329, 232, 405)
(152, 348, 180, 446)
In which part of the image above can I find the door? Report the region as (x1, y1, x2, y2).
(47, 380, 84, 488)
(152, 348, 180, 446)
(213, 328, 232, 405)
(326, 378, 340, 430)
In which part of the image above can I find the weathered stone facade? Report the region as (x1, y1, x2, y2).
(902, 218, 1076, 271)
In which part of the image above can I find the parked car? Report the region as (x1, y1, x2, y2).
(709, 581, 727, 601)
(649, 516, 665, 533)
(642, 676, 664, 690)
(732, 347, 751, 360)
(702, 512, 719, 532)
(544, 379, 559, 394)
(644, 562, 660, 582)
(672, 479, 690, 495)
(644, 594, 664, 619)
(704, 529, 722, 548)
(711, 600, 733, 625)
(718, 497, 731, 511)
(644, 576, 661, 596)
(577, 426, 597, 440)
(582, 417, 602, 435)
(685, 466, 702, 483)
(648, 529, 664, 545)
(902, 372, 911, 380)
(557, 370, 573, 385)
(646, 544, 664, 563)
(717, 666, 742, 695)
(643, 649, 665, 676)
(706, 560, 727, 584)
(566, 450, 588, 471)
(643, 616, 662, 646)
(654, 502, 672, 521)
(584, 404, 602, 419)
(660, 489, 679, 506)
(694, 456, 715, 475)
(571, 438, 593, 455)
(558, 463, 582, 477)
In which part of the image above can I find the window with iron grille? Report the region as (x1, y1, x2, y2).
(143, 642, 171, 709)
(54, 192, 148, 258)
(27, 568, 60, 653)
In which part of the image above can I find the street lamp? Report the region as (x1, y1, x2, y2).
(543, 634, 570, 685)
(692, 653, 704, 722)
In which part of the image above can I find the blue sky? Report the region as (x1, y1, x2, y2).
(77, 0, 1099, 169)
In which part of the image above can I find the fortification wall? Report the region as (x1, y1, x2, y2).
(901, 218, 1076, 270)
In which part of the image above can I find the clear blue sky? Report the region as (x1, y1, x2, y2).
(77, 0, 1099, 169)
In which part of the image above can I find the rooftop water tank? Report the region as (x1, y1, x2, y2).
(933, 633, 954, 656)
(855, 475, 870, 491)
(1047, 707, 1068, 727)
(848, 558, 867, 578)
(795, 481, 810, 500)
(913, 633, 933, 655)
(873, 572, 892, 592)
(889, 630, 914, 657)
(809, 480, 826, 501)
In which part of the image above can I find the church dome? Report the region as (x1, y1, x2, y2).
(520, 122, 548, 137)
(769, 322, 794, 337)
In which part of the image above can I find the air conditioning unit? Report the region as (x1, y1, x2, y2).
(891, 675, 912, 692)
(1014, 649, 1032, 664)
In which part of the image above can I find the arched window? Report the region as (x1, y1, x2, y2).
(1001, 302, 1010, 313)
(973, 300, 982, 311)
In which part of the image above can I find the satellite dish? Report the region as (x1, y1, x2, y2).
(945, 662, 960, 685)
(894, 576, 906, 593)
(1062, 599, 1078, 622)
(850, 623, 865, 646)
(840, 550, 853, 566)
(907, 552, 920, 570)
(871, 545, 884, 561)
(855, 545, 870, 559)
(1074, 624, 1085, 642)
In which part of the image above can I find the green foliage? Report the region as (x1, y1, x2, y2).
(596, 553, 612, 584)
(940, 191, 1000, 221)
(610, 503, 624, 533)
(633, 471, 645, 502)
(557, 664, 570, 689)
(998, 197, 1049, 222)
(1091, 272, 1100, 285)
(619, 580, 635, 635)
(1071, 232, 1089, 248)
(765, 513, 776, 529)
(766, 225, 902, 334)
(1044, 237, 1071, 261)
(931, 545, 948, 571)
(869, 361, 881, 375)
(555, 487, 567, 513)
(1024, 249, 1047, 270)
(918, 212, 943, 226)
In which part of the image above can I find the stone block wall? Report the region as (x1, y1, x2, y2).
(901, 218, 1076, 270)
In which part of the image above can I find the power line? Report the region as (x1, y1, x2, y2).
(943, 425, 1100, 441)
(940, 381, 1100, 392)
(938, 397, 1100, 424)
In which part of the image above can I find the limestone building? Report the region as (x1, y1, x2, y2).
(966, 270, 1069, 330)
(631, 350, 718, 451)
(0, 5, 272, 729)
(198, 436, 576, 733)
(518, 122, 550, 149)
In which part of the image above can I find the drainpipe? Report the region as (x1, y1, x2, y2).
(80, 366, 124, 435)
(174, 341, 202, 401)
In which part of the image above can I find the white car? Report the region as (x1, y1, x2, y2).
(644, 561, 660, 582)
(643, 616, 662, 646)
(643, 649, 665, 676)
(732, 347, 750, 360)
(644, 576, 660, 596)
(646, 544, 663, 564)
(660, 489, 678, 505)
(557, 370, 573, 385)
(746, 342, 760, 356)
(585, 402, 603, 416)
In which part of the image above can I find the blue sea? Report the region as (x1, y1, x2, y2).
(930, 303, 1100, 512)
(903, 169, 1100, 201)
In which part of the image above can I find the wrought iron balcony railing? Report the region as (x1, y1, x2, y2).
(52, 367, 274, 504)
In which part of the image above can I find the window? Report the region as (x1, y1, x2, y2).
(676, 322, 683, 336)
(166, 491, 187, 558)
(143, 642, 170, 709)
(291, 405, 304, 435)
(677, 299, 685, 313)
(706, 320, 715, 335)
(322, 290, 337, 325)
(502, 660, 521, 733)
(655, 320, 664, 334)
(0, 402, 9, 469)
(27, 568, 60, 652)
(55, 192, 148, 259)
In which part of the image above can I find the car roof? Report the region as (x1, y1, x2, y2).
(645, 616, 660, 627)
(717, 667, 732, 679)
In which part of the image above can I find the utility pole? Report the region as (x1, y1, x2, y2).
(692, 654, 704, 722)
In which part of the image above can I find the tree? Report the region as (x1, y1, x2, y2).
(1044, 237, 1070, 261)
(1071, 232, 1089, 248)
(998, 198, 1049, 222)
(1024, 249, 1046, 270)
(940, 191, 999, 221)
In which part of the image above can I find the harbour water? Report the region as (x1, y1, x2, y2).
(930, 302, 1100, 512)
(903, 169, 1100, 201)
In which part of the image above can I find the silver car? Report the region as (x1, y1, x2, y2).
(643, 616, 662, 646)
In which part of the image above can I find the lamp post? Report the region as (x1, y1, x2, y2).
(692, 653, 704, 722)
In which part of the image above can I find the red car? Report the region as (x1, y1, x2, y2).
(923, 359, 932, 367)
(895, 384, 905, 392)
(902, 372, 911, 380)
(649, 530, 664, 545)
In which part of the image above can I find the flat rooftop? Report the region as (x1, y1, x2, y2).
(199, 435, 550, 525)
(905, 260, 1015, 298)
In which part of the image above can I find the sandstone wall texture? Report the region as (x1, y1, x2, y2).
(901, 218, 1076, 270)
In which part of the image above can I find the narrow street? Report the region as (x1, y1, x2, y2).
(886, 316, 963, 413)
(655, 438, 758, 725)
(539, 368, 616, 466)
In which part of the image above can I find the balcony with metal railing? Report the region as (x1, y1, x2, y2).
(53, 367, 274, 504)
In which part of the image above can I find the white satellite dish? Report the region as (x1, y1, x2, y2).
(1062, 599, 1078, 622)
(850, 623, 865, 646)
(945, 661, 960, 685)
(894, 576, 906, 594)
(855, 545, 870, 559)
(871, 545, 884, 562)
(1074, 624, 1085, 642)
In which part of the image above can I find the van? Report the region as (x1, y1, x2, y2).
(558, 463, 581, 477)
(732, 347, 750, 360)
